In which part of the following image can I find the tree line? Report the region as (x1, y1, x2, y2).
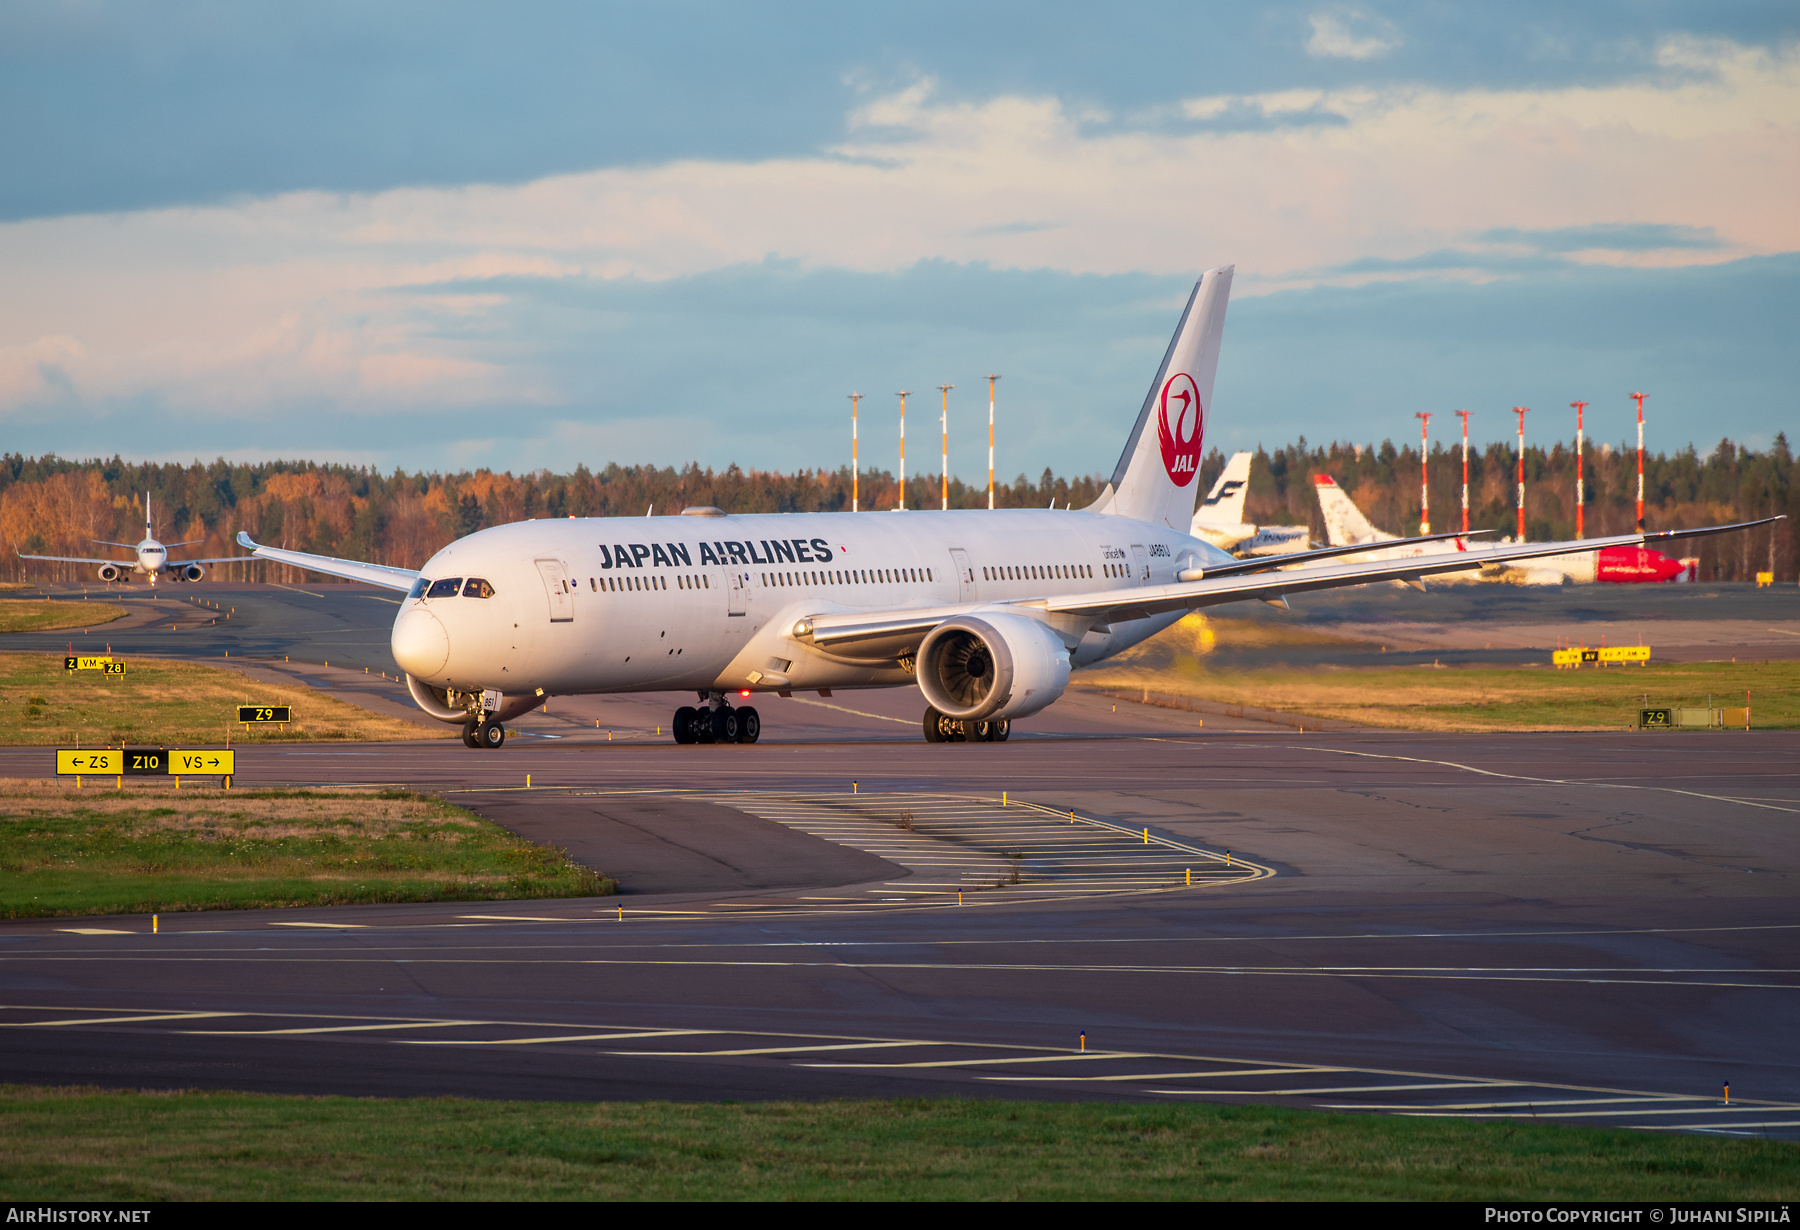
(1, 434, 1792, 584)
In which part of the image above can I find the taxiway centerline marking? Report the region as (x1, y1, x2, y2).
(400, 1029, 712, 1047)
(607, 1041, 937, 1057)
(0, 1011, 237, 1027)
(979, 1067, 1350, 1082)
(185, 1020, 485, 1036)
(1151, 1082, 1513, 1096)
(270, 922, 369, 929)
(801, 1052, 1156, 1070)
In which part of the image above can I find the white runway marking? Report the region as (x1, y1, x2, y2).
(1289, 745, 1800, 815)
(5, 1001, 1793, 1137)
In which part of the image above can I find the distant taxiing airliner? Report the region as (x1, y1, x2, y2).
(17, 493, 245, 586)
(1313, 474, 1696, 585)
(1190, 451, 1311, 557)
(233, 266, 1775, 747)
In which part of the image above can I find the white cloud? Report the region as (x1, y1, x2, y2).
(0, 38, 1793, 419)
(1306, 8, 1402, 61)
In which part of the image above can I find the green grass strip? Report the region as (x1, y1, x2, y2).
(1, 785, 612, 918)
(1, 1088, 1794, 1201)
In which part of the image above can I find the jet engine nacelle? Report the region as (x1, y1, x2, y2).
(916, 612, 1072, 722)
(180, 563, 206, 582)
(96, 564, 121, 582)
(404, 673, 547, 725)
(406, 673, 474, 724)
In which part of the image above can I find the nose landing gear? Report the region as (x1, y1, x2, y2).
(672, 694, 760, 745)
(462, 717, 506, 748)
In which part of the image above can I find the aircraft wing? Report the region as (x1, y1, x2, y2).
(1039, 520, 1782, 622)
(1188, 528, 1489, 580)
(166, 555, 255, 566)
(15, 550, 135, 566)
(800, 519, 1780, 658)
(235, 532, 421, 592)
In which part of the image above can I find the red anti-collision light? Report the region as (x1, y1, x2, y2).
(740, 690, 751, 697)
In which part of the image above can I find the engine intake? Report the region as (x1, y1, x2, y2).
(405, 673, 470, 723)
(96, 564, 121, 582)
(916, 613, 1072, 721)
(180, 563, 206, 582)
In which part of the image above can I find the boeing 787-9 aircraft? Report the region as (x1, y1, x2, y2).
(232, 267, 1773, 747)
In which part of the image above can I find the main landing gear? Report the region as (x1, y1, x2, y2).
(672, 693, 760, 745)
(461, 717, 506, 749)
(922, 706, 1010, 743)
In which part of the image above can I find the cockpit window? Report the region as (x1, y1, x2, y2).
(425, 578, 463, 599)
(462, 578, 495, 599)
(408, 577, 429, 600)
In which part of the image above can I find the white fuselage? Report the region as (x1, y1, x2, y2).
(132, 538, 168, 579)
(392, 509, 1235, 703)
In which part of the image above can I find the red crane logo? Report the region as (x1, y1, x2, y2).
(1157, 372, 1204, 486)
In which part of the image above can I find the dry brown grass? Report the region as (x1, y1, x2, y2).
(0, 778, 478, 840)
(1, 651, 451, 745)
(1074, 614, 1800, 731)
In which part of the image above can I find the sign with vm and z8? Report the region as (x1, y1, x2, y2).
(64, 656, 125, 674)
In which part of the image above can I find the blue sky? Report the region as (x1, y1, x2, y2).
(2, 2, 1795, 477)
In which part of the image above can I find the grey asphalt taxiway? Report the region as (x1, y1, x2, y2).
(3, 583, 1798, 1135)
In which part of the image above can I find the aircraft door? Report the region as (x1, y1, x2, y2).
(949, 547, 976, 602)
(1130, 544, 1150, 582)
(727, 570, 747, 616)
(535, 558, 575, 623)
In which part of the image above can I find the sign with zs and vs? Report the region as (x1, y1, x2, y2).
(56, 748, 236, 776)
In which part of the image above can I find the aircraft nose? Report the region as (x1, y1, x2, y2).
(392, 607, 450, 678)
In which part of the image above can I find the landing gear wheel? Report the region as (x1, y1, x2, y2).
(673, 706, 698, 744)
(923, 707, 946, 743)
(477, 720, 505, 749)
(923, 707, 966, 743)
(710, 707, 739, 743)
(735, 706, 760, 744)
(977, 718, 1010, 743)
(462, 720, 482, 749)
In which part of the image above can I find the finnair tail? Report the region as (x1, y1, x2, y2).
(1313, 475, 1394, 546)
(1089, 266, 1233, 529)
(1194, 451, 1253, 528)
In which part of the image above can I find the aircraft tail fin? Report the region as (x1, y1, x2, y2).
(1313, 474, 1390, 546)
(1087, 266, 1233, 528)
(1194, 451, 1253, 527)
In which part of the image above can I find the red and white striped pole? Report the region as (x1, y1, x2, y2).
(1513, 407, 1530, 542)
(848, 392, 861, 513)
(1630, 391, 1647, 529)
(896, 390, 909, 510)
(1454, 410, 1471, 535)
(1571, 400, 1587, 539)
(986, 374, 1000, 510)
(1414, 411, 1432, 535)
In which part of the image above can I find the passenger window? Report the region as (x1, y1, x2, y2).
(426, 578, 462, 599)
(463, 578, 495, 599)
